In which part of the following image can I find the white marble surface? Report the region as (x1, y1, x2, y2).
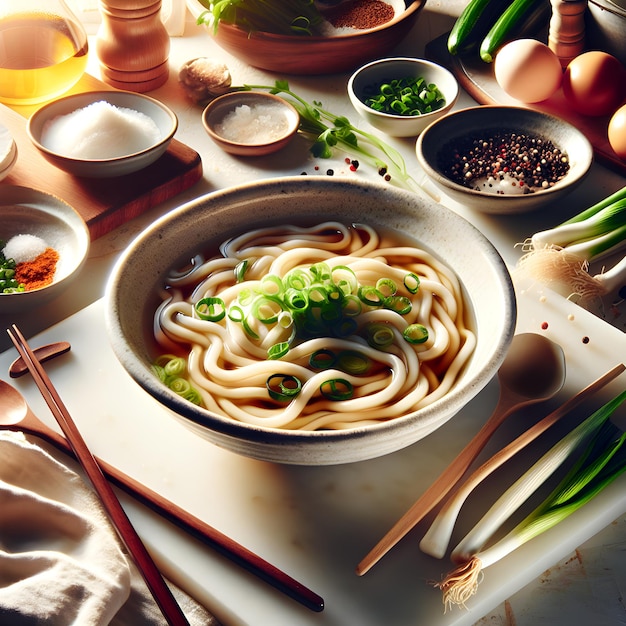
(1, 3, 625, 624)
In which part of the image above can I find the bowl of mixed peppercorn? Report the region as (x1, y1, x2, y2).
(0, 186, 90, 314)
(348, 57, 459, 137)
(415, 105, 594, 214)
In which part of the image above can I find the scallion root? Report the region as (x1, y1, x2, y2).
(515, 244, 608, 304)
(432, 556, 484, 612)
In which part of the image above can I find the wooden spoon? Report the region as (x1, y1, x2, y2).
(356, 333, 566, 576)
(0, 377, 324, 612)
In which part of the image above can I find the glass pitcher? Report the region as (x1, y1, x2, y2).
(0, 0, 88, 105)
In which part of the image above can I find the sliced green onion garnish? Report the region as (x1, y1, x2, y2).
(403, 323, 429, 344)
(284, 287, 308, 310)
(195, 297, 226, 322)
(268, 341, 290, 360)
(331, 265, 358, 295)
(358, 285, 384, 306)
(266, 374, 302, 402)
(310, 349, 336, 369)
(261, 274, 284, 296)
(234, 259, 248, 283)
(376, 277, 397, 297)
(251, 295, 282, 324)
(366, 322, 395, 348)
(404, 272, 420, 294)
(384, 295, 412, 315)
(320, 378, 354, 401)
(336, 350, 370, 375)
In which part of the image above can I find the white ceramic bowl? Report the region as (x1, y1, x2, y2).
(105, 178, 515, 466)
(0, 186, 90, 313)
(416, 105, 594, 214)
(202, 91, 300, 156)
(187, 0, 426, 75)
(27, 91, 177, 178)
(348, 57, 459, 137)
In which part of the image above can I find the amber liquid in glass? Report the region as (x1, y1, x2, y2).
(0, 13, 88, 105)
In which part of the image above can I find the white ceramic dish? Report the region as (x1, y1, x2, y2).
(27, 90, 177, 178)
(416, 105, 594, 214)
(105, 177, 516, 465)
(0, 186, 90, 314)
(348, 57, 459, 137)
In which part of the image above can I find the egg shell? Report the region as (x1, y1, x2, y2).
(562, 51, 626, 117)
(608, 103, 626, 160)
(494, 39, 562, 104)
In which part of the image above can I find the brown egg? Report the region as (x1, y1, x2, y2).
(608, 104, 626, 160)
(562, 51, 626, 116)
(494, 39, 562, 103)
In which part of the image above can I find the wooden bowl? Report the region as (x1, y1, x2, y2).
(187, 0, 426, 75)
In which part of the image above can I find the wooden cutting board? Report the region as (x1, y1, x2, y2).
(0, 74, 203, 240)
(426, 33, 626, 176)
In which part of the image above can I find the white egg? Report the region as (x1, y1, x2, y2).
(494, 39, 563, 103)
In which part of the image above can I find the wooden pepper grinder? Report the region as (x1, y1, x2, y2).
(548, 0, 587, 67)
(96, 0, 170, 92)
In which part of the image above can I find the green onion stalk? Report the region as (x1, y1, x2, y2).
(434, 388, 626, 612)
(516, 185, 626, 303)
(196, 0, 324, 36)
(240, 81, 430, 196)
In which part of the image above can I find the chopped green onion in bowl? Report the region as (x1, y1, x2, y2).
(364, 77, 446, 116)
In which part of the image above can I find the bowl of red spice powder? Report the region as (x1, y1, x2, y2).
(0, 185, 90, 314)
(187, 0, 426, 75)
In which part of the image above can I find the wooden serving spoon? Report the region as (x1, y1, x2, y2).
(356, 332, 566, 576)
(0, 377, 324, 612)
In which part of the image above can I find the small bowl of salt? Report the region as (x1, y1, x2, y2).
(202, 91, 300, 156)
(27, 91, 178, 178)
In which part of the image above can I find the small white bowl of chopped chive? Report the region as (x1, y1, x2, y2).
(27, 90, 177, 178)
(415, 105, 594, 214)
(347, 57, 459, 137)
(0, 186, 90, 314)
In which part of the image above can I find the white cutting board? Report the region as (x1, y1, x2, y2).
(1, 276, 625, 626)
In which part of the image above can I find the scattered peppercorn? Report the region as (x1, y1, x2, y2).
(582, 336, 590, 344)
(326, 169, 334, 176)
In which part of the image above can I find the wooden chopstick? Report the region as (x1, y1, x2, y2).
(356, 362, 626, 576)
(7, 324, 191, 626)
(7, 337, 324, 613)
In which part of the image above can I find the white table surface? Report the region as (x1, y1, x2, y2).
(1, 3, 625, 625)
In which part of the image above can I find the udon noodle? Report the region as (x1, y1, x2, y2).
(153, 221, 476, 431)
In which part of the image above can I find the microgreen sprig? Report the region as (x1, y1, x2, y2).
(241, 81, 422, 193)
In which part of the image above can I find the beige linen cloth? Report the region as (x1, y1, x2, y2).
(0, 431, 220, 625)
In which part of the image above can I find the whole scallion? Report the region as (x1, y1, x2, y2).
(517, 185, 626, 302)
(434, 388, 626, 611)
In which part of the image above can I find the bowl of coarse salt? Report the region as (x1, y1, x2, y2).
(202, 91, 300, 156)
(27, 91, 178, 178)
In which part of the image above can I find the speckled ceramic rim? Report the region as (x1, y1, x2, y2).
(105, 177, 516, 465)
